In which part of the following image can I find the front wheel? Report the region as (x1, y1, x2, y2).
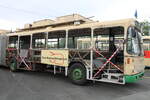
(68, 63, 87, 85)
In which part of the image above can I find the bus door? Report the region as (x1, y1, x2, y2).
(94, 27, 124, 69)
(19, 35, 32, 70)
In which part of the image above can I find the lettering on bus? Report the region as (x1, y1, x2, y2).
(41, 50, 69, 67)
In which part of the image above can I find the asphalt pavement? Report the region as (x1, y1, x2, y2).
(0, 66, 150, 100)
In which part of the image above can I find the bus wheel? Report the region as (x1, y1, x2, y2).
(68, 63, 87, 85)
(10, 58, 17, 72)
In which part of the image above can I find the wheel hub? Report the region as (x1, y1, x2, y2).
(73, 69, 83, 80)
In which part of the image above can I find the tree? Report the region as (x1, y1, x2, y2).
(140, 20, 150, 36)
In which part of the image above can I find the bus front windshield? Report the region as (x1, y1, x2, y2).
(127, 27, 143, 56)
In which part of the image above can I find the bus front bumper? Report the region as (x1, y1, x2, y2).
(124, 72, 144, 83)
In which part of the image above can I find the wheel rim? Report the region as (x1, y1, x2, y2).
(72, 68, 83, 80)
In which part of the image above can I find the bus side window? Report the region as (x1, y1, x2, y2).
(48, 31, 66, 49)
(32, 33, 46, 48)
(8, 36, 18, 48)
(68, 28, 91, 49)
(47, 38, 58, 48)
(19, 36, 30, 49)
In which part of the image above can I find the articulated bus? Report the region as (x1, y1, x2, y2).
(143, 36, 150, 67)
(0, 18, 144, 85)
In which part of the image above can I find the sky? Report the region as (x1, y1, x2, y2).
(0, 0, 149, 30)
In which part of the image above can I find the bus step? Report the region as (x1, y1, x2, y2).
(101, 73, 123, 81)
(91, 73, 124, 84)
(98, 78, 124, 84)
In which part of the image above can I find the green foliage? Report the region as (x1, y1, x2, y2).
(141, 20, 150, 36)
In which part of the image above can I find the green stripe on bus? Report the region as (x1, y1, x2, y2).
(124, 72, 144, 83)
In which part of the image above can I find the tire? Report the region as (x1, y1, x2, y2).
(68, 63, 87, 85)
(9, 57, 17, 72)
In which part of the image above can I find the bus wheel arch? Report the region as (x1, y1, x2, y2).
(68, 61, 87, 85)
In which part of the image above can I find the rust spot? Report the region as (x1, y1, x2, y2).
(127, 58, 130, 64)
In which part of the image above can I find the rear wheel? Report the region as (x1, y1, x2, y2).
(68, 63, 87, 85)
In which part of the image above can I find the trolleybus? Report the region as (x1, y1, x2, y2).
(0, 17, 145, 85)
(143, 36, 150, 67)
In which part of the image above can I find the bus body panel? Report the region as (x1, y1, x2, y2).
(144, 58, 150, 67)
(144, 51, 150, 67)
(133, 57, 145, 73)
(143, 36, 150, 67)
(124, 56, 144, 83)
(0, 35, 7, 66)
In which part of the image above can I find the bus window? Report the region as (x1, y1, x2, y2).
(68, 28, 91, 49)
(8, 36, 18, 48)
(114, 35, 124, 50)
(94, 27, 124, 64)
(32, 33, 46, 48)
(48, 38, 58, 48)
(127, 27, 142, 55)
(48, 30, 66, 48)
(94, 28, 110, 51)
(94, 27, 124, 52)
(19, 36, 31, 49)
(96, 39, 109, 51)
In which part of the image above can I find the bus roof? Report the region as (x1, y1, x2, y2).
(7, 18, 136, 36)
